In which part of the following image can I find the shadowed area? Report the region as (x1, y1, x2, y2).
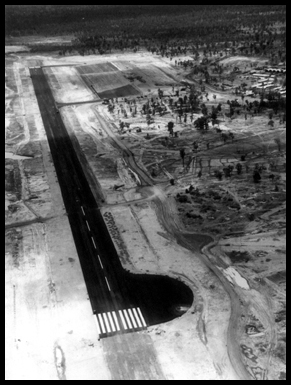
(30, 66, 194, 339)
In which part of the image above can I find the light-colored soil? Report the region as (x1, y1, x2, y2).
(5, 45, 31, 53)
(5, 53, 110, 381)
(220, 56, 267, 66)
(5, 45, 286, 381)
(44, 67, 96, 103)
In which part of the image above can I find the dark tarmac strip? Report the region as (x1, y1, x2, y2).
(30, 67, 147, 338)
(30, 68, 193, 340)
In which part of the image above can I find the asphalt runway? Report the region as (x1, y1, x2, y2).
(30, 67, 193, 339)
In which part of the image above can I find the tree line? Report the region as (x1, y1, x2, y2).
(6, 5, 286, 42)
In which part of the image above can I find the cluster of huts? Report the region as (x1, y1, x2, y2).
(249, 65, 286, 98)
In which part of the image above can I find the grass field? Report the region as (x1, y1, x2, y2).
(77, 64, 142, 98)
(124, 65, 175, 87)
(77, 61, 174, 98)
(98, 85, 140, 99)
(5, 5, 286, 38)
(81, 72, 129, 92)
(77, 62, 118, 75)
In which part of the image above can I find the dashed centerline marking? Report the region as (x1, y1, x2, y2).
(81, 206, 85, 216)
(98, 255, 104, 269)
(86, 221, 91, 231)
(91, 237, 97, 249)
(105, 277, 111, 292)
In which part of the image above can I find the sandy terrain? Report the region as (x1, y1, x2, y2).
(44, 67, 97, 104)
(5, 54, 111, 381)
(5, 46, 286, 381)
(5, 45, 31, 53)
(220, 56, 268, 66)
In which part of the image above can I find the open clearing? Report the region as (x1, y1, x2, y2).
(80, 71, 130, 93)
(220, 56, 268, 66)
(44, 66, 98, 103)
(5, 44, 286, 381)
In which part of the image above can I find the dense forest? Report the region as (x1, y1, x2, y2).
(5, 5, 286, 62)
(5, 5, 286, 38)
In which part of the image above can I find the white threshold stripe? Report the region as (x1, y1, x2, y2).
(94, 315, 101, 336)
(98, 314, 106, 334)
(107, 313, 116, 332)
(98, 255, 104, 269)
(81, 206, 85, 216)
(86, 221, 91, 231)
(102, 314, 111, 334)
(92, 237, 97, 249)
(118, 310, 128, 330)
(137, 308, 147, 328)
(128, 309, 138, 329)
(133, 308, 143, 328)
(112, 312, 121, 331)
(105, 277, 111, 292)
(123, 310, 133, 329)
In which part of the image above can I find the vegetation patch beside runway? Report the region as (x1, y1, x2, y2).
(98, 85, 141, 99)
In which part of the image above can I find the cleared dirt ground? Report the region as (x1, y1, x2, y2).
(5, 46, 286, 380)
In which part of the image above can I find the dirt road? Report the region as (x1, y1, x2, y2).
(89, 107, 253, 379)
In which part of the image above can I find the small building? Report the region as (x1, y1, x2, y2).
(265, 68, 286, 74)
(272, 87, 283, 92)
(264, 83, 276, 88)
(222, 82, 233, 89)
(252, 73, 271, 78)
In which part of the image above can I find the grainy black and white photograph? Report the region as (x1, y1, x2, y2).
(5, 5, 286, 381)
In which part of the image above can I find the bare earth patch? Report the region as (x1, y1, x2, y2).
(5, 46, 286, 380)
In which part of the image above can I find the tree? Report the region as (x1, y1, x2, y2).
(253, 170, 262, 184)
(222, 133, 228, 143)
(236, 163, 243, 175)
(283, 113, 286, 123)
(211, 108, 218, 121)
(201, 104, 208, 116)
(180, 149, 186, 166)
(168, 121, 174, 137)
(215, 170, 223, 181)
(274, 137, 282, 152)
(151, 168, 157, 177)
(195, 116, 209, 131)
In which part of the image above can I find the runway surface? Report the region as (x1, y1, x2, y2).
(30, 67, 193, 340)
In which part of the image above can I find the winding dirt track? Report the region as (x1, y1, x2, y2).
(154, 191, 256, 380)
(94, 111, 155, 187)
(29, 69, 195, 385)
(31, 65, 259, 379)
(96, 115, 254, 380)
